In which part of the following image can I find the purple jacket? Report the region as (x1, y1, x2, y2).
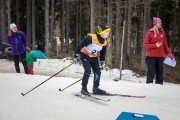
(7, 31, 27, 55)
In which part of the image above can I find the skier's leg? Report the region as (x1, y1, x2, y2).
(81, 59, 91, 95)
(91, 59, 106, 94)
(91, 59, 101, 88)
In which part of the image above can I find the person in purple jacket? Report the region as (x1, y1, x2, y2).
(0, 33, 2, 52)
(7, 23, 28, 74)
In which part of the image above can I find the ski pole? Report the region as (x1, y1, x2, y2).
(21, 63, 73, 96)
(59, 78, 82, 91)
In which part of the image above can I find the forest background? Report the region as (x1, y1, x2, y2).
(0, 0, 179, 83)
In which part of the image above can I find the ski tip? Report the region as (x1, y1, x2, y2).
(59, 89, 62, 91)
(21, 93, 25, 96)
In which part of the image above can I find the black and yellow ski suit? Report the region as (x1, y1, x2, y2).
(75, 33, 107, 88)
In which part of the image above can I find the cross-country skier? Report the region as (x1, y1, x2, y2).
(73, 23, 111, 95)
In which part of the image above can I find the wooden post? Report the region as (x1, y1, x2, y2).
(119, 21, 125, 80)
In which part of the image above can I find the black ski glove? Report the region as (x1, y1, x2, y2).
(100, 61, 106, 70)
(73, 54, 80, 64)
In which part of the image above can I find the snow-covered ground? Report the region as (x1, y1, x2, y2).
(0, 59, 180, 120)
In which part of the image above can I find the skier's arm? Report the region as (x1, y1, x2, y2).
(100, 46, 107, 61)
(74, 36, 92, 57)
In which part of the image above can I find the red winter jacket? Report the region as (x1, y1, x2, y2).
(144, 29, 171, 57)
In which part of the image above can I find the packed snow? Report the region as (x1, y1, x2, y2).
(0, 58, 180, 120)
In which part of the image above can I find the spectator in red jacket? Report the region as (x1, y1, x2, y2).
(144, 17, 174, 84)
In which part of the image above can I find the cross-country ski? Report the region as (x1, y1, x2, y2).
(73, 93, 110, 102)
(90, 93, 146, 98)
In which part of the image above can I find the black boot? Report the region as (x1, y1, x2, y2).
(24, 66, 29, 74)
(93, 87, 107, 95)
(81, 86, 89, 95)
(15, 67, 20, 73)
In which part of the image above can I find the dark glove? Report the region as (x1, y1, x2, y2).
(100, 61, 106, 70)
(73, 54, 80, 64)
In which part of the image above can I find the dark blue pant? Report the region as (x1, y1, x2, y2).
(146, 57, 164, 84)
(13, 53, 28, 74)
(81, 58, 101, 88)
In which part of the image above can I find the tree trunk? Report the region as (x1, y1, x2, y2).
(123, 0, 128, 69)
(50, 0, 55, 52)
(115, 0, 122, 68)
(171, 1, 178, 54)
(45, 0, 49, 56)
(65, 0, 70, 54)
(106, 0, 113, 67)
(178, 0, 180, 59)
(0, 0, 6, 44)
(60, 0, 65, 50)
(101, 0, 105, 22)
(97, 0, 102, 25)
(79, 1, 82, 41)
(136, 2, 143, 56)
(0, 32, 1, 51)
(140, 0, 151, 72)
(90, 0, 95, 33)
(127, 0, 132, 69)
(0, 1, 3, 51)
(16, 0, 20, 28)
(75, 1, 79, 48)
(7, 0, 11, 29)
(27, 0, 32, 47)
(32, 0, 36, 50)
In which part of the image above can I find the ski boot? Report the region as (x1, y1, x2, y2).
(93, 87, 107, 95)
(81, 86, 90, 95)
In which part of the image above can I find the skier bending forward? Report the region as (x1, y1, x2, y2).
(73, 23, 111, 95)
